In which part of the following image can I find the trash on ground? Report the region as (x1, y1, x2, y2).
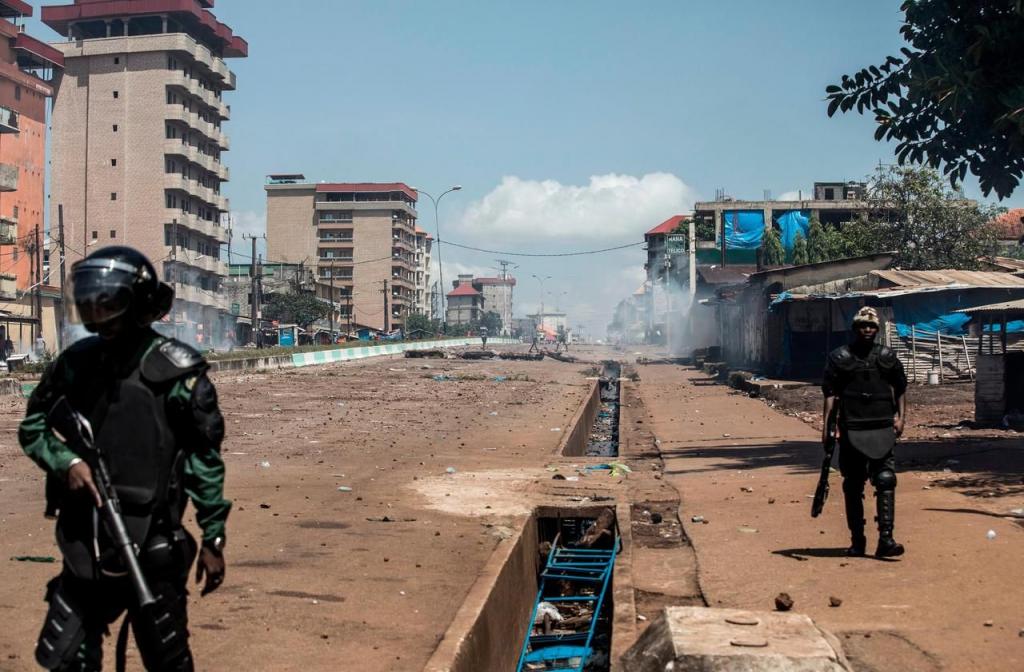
(445, 466, 457, 475)
(10, 556, 56, 563)
(336, 486, 353, 492)
(774, 592, 794, 612)
(986, 529, 997, 540)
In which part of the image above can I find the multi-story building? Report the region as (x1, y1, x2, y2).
(473, 275, 515, 335)
(265, 177, 419, 332)
(0, 1, 64, 354)
(446, 276, 484, 326)
(42, 0, 247, 346)
(413, 226, 432, 318)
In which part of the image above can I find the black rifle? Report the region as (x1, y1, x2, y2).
(811, 408, 838, 518)
(48, 396, 156, 607)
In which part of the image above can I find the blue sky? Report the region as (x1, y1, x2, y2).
(29, 1, 1024, 336)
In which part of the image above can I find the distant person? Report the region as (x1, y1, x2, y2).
(479, 325, 489, 349)
(3, 336, 12, 360)
(35, 336, 46, 359)
(822, 307, 908, 558)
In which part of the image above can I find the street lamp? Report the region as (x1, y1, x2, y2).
(413, 185, 461, 331)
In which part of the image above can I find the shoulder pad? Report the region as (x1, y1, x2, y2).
(877, 345, 898, 367)
(141, 338, 208, 383)
(828, 345, 856, 371)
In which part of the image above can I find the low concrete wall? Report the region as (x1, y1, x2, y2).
(209, 338, 518, 374)
(559, 380, 601, 457)
(425, 514, 539, 672)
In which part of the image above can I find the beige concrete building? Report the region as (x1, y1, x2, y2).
(413, 226, 432, 319)
(446, 276, 484, 327)
(42, 0, 247, 346)
(265, 178, 419, 333)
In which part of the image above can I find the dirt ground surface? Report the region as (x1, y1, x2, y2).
(0, 349, 597, 671)
(636, 363, 1024, 672)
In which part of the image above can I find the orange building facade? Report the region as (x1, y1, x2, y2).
(0, 0, 64, 355)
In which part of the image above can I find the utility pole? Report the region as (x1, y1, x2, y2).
(345, 291, 352, 338)
(243, 234, 264, 346)
(382, 279, 389, 333)
(27, 232, 35, 341)
(57, 206, 67, 349)
(256, 254, 264, 346)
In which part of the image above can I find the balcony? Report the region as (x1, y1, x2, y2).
(0, 163, 16, 192)
(172, 282, 228, 311)
(0, 216, 14, 244)
(164, 209, 228, 243)
(315, 200, 416, 218)
(318, 236, 353, 244)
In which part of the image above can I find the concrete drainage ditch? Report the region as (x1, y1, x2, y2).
(561, 361, 622, 458)
(425, 505, 627, 672)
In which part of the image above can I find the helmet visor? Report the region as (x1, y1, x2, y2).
(66, 259, 136, 330)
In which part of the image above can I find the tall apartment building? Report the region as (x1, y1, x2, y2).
(0, 1, 64, 353)
(413, 226, 432, 319)
(265, 177, 419, 333)
(473, 275, 515, 335)
(42, 0, 247, 346)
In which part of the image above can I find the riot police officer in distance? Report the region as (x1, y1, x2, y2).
(822, 306, 908, 558)
(20, 246, 230, 670)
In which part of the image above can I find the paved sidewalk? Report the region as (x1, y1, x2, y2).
(636, 364, 1024, 672)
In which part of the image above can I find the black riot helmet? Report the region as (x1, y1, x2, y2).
(67, 246, 174, 334)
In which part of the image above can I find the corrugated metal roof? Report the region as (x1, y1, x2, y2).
(646, 215, 688, 237)
(871, 269, 1024, 288)
(954, 298, 1024, 316)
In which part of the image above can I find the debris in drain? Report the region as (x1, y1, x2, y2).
(585, 362, 621, 458)
(517, 509, 618, 672)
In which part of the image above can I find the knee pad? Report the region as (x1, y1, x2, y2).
(872, 469, 897, 491)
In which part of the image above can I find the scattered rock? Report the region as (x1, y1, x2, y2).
(650, 512, 663, 524)
(552, 474, 567, 481)
(774, 593, 794, 612)
(984, 620, 994, 627)
(691, 515, 705, 523)
(768, 498, 776, 504)
(740, 486, 754, 493)
(829, 596, 843, 608)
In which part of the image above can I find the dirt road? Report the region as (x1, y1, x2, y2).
(636, 363, 1024, 672)
(0, 353, 592, 671)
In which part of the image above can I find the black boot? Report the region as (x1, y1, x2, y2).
(875, 490, 905, 558)
(843, 480, 866, 556)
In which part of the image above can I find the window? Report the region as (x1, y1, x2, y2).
(111, 159, 117, 167)
(14, 86, 20, 101)
(111, 192, 117, 201)
(113, 124, 118, 132)
(824, 187, 835, 200)
(114, 57, 120, 65)
(110, 230, 116, 239)
(91, 231, 98, 240)
(12, 205, 18, 219)
(113, 91, 119, 99)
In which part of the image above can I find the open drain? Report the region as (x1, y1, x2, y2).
(517, 509, 618, 672)
(585, 362, 621, 457)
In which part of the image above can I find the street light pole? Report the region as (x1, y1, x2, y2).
(413, 185, 461, 332)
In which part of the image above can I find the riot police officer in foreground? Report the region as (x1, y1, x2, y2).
(20, 247, 229, 670)
(822, 306, 908, 558)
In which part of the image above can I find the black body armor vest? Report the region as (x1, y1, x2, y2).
(830, 343, 897, 431)
(54, 334, 204, 579)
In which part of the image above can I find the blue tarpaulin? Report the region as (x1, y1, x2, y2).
(776, 210, 810, 250)
(723, 211, 765, 249)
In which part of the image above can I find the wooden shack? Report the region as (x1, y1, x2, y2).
(955, 299, 1024, 424)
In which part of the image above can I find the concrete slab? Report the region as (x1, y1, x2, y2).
(620, 606, 850, 672)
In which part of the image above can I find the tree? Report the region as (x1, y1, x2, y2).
(404, 312, 438, 338)
(851, 164, 1000, 269)
(262, 291, 329, 330)
(791, 233, 810, 266)
(826, 1, 1024, 198)
(807, 214, 829, 263)
(479, 310, 503, 334)
(761, 226, 786, 266)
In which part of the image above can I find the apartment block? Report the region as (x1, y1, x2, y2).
(0, 1, 64, 353)
(413, 226, 432, 319)
(473, 275, 515, 335)
(42, 0, 247, 346)
(265, 177, 419, 333)
(446, 276, 483, 326)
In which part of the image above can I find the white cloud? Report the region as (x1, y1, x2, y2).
(454, 173, 698, 243)
(777, 190, 806, 202)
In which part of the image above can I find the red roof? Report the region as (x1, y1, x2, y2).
(645, 215, 689, 237)
(991, 208, 1024, 240)
(0, 1, 32, 18)
(447, 284, 480, 297)
(314, 182, 417, 202)
(41, 1, 247, 58)
(474, 276, 516, 287)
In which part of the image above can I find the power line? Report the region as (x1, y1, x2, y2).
(442, 240, 644, 257)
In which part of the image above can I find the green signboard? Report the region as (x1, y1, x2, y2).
(231, 303, 240, 315)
